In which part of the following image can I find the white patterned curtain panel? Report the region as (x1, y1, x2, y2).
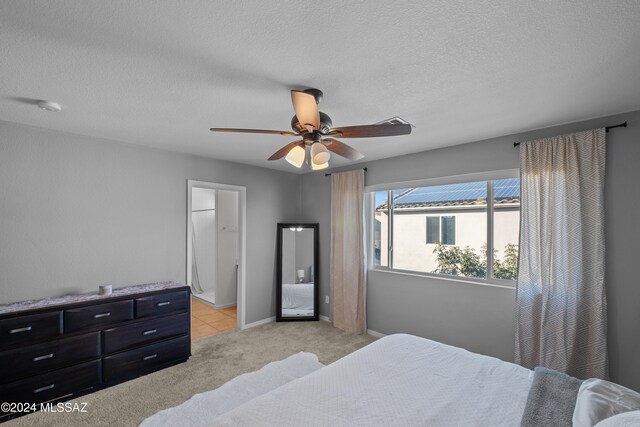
(515, 128, 608, 380)
(330, 169, 366, 334)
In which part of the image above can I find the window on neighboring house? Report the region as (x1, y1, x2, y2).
(426, 217, 439, 244)
(372, 177, 520, 283)
(426, 216, 455, 245)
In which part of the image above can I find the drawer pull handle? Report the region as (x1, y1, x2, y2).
(33, 353, 54, 362)
(34, 384, 55, 393)
(143, 353, 158, 361)
(143, 329, 157, 336)
(9, 326, 32, 334)
(157, 301, 171, 307)
(93, 312, 111, 319)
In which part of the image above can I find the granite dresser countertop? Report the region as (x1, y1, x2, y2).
(0, 281, 187, 315)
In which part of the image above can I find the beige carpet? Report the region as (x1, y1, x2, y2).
(7, 321, 376, 427)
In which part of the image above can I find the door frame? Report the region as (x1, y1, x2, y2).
(187, 180, 247, 330)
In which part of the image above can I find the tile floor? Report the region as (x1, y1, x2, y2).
(191, 296, 237, 340)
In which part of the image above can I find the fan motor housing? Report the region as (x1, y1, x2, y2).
(303, 88, 323, 104)
(291, 112, 333, 134)
(302, 132, 322, 145)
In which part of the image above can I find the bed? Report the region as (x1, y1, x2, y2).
(208, 334, 533, 426)
(281, 283, 314, 316)
(143, 334, 640, 426)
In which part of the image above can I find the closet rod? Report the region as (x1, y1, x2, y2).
(324, 167, 367, 177)
(513, 121, 627, 147)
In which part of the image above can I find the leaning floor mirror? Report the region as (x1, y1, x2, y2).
(276, 223, 319, 321)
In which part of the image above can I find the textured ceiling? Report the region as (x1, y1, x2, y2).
(1, 1, 640, 173)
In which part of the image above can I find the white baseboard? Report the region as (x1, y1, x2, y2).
(367, 329, 386, 338)
(214, 302, 237, 309)
(320, 315, 384, 338)
(243, 316, 275, 330)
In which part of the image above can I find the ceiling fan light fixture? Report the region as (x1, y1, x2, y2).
(285, 145, 306, 168)
(311, 161, 329, 171)
(311, 142, 330, 165)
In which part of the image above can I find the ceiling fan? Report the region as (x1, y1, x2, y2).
(210, 88, 412, 170)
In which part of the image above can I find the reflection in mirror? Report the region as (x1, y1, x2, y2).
(277, 223, 319, 321)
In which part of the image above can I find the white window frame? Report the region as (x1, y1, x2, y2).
(366, 169, 520, 288)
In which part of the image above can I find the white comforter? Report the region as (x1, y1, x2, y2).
(140, 352, 323, 426)
(282, 283, 314, 310)
(208, 334, 532, 426)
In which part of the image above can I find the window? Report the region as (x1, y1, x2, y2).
(426, 216, 455, 245)
(426, 217, 439, 244)
(441, 216, 455, 245)
(371, 177, 520, 282)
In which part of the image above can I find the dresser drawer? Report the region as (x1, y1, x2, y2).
(103, 312, 189, 354)
(0, 332, 100, 383)
(135, 290, 189, 318)
(0, 311, 62, 351)
(64, 300, 133, 333)
(0, 360, 101, 407)
(103, 336, 189, 385)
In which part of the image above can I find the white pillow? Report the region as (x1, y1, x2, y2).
(573, 379, 640, 426)
(593, 410, 640, 426)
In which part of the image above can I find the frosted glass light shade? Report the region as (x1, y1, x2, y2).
(285, 145, 305, 168)
(311, 161, 329, 170)
(311, 142, 330, 165)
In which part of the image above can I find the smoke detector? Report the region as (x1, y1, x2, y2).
(37, 101, 62, 112)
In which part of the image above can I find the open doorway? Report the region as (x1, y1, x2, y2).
(187, 180, 246, 333)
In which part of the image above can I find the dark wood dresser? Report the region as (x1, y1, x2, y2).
(0, 282, 190, 420)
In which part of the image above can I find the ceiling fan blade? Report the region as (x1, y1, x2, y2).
(210, 128, 299, 136)
(322, 138, 364, 160)
(291, 90, 320, 132)
(327, 123, 412, 138)
(268, 140, 305, 161)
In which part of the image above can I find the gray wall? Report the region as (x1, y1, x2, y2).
(301, 110, 640, 391)
(300, 172, 332, 317)
(0, 120, 300, 324)
(295, 229, 314, 283)
(281, 229, 297, 284)
(280, 228, 314, 285)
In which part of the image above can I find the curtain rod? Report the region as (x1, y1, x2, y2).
(513, 121, 627, 147)
(325, 167, 367, 177)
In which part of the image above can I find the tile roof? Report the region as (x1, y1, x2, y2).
(376, 178, 520, 210)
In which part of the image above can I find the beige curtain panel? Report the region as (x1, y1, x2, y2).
(330, 169, 366, 334)
(515, 128, 608, 379)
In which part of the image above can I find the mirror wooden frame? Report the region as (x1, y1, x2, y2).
(276, 223, 319, 322)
